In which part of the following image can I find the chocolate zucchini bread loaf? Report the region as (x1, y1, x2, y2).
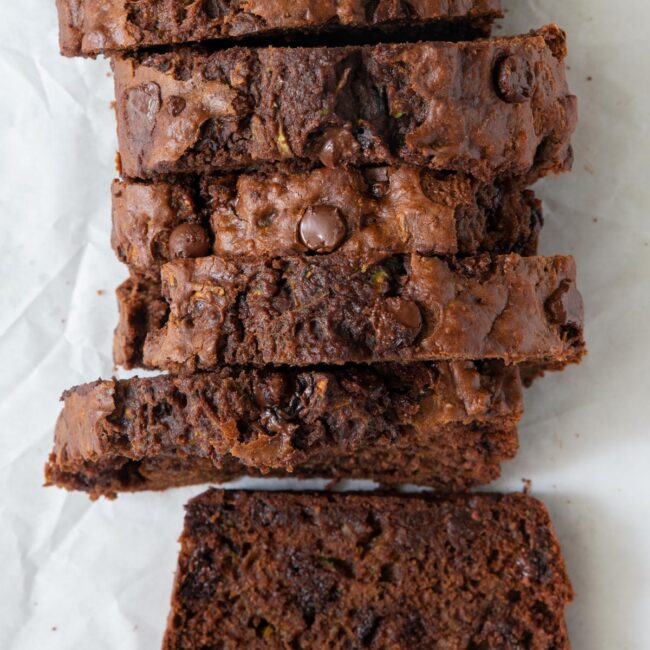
(162, 489, 573, 649)
(57, 0, 502, 58)
(45, 361, 522, 498)
(112, 168, 542, 278)
(113, 25, 576, 181)
(117, 252, 584, 372)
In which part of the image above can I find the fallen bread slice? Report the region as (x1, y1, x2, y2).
(45, 361, 522, 499)
(113, 26, 576, 181)
(162, 489, 573, 649)
(112, 168, 541, 279)
(116, 253, 585, 372)
(57, 0, 502, 58)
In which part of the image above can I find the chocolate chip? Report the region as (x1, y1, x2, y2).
(168, 96, 186, 116)
(318, 127, 360, 169)
(299, 205, 347, 254)
(386, 298, 422, 332)
(496, 55, 534, 103)
(169, 223, 211, 259)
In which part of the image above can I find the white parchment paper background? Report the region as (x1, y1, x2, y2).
(1, 1, 649, 647)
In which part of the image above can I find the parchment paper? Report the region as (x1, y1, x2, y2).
(1, 1, 649, 647)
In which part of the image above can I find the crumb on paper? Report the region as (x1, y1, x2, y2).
(522, 478, 532, 495)
(593, 218, 598, 223)
(52, 626, 57, 632)
(97, 289, 105, 296)
(587, 75, 593, 81)
(584, 163, 595, 175)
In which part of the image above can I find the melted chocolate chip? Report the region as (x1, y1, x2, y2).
(299, 206, 347, 254)
(254, 374, 288, 409)
(371, 297, 423, 353)
(496, 55, 534, 103)
(363, 167, 389, 184)
(318, 127, 360, 168)
(386, 298, 423, 333)
(545, 280, 576, 325)
(363, 167, 390, 199)
(125, 82, 161, 150)
(169, 223, 211, 259)
(450, 361, 491, 416)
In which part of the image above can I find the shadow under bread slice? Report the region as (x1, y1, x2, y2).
(111, 167, 542, 280)
(57, 0, 502, 58)
(161, 489, 572, 649)
(114, 253, 585, 372)
(112, 26, 576, 181)
(45, 360, 522, 499)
